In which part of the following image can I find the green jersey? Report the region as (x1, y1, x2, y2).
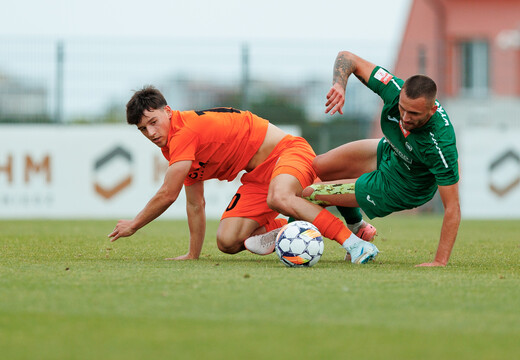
(355, 66, 459, 218)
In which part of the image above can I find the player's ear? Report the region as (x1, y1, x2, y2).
(430, 104, 438, 117)
(164, 105, 172, 114)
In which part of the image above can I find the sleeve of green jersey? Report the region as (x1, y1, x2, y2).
(366, 66, 405, 104)
(423, 127, 460, 186)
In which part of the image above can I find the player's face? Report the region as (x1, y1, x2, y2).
(398, 93, 437, 131)
(136, 106, 172, 147)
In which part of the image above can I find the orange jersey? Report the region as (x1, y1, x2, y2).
(161, 108, 269, 186)
(221, 135, 317, 226)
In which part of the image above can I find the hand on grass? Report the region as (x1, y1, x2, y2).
(165, 253, 198, 261)
(415, 261, 446, 267)
(108, 220, 137, 242)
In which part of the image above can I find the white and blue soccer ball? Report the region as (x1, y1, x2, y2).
(275, 221, 324, 267)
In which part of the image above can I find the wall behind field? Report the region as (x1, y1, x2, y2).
(0, 125, 300, 219)
(451, 100, 520, 219)
(2, 122, 520, 220)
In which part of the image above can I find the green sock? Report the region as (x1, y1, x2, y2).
(336, 206, 362, 225)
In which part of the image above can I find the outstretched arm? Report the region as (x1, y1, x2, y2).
(416, 183, 461, 267)
(108, 160, 192, 242)
(167, 181, 206, 260)
(326, 51, 377, 115)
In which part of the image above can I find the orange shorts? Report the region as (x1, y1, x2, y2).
(221, 135, 317, 226)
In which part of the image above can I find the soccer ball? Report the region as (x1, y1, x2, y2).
(275, 221, 324, 267)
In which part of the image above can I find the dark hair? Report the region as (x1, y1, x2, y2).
(126, 85, 167, 125)
(402, 75, 437, 104)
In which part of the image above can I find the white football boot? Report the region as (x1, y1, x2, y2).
(345, 241, 379, 264)
(244, 228, 281, 255)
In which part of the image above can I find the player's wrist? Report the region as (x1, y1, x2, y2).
(187, 247, 202, 259)
(433, 258, 448, 266)
(128, 220, 140, 233)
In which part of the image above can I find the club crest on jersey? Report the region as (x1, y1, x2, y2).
(374, 68, 393, 85)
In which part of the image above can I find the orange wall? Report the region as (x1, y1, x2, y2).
(394, 0, 520, 97)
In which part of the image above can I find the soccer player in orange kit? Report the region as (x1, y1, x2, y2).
(108, 86, 378, 264)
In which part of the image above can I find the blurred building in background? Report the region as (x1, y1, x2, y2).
(395, 0, 520, 122)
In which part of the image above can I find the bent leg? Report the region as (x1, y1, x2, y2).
(266, 137, 358, 246)
(267, 173, 323, 221)
(216, 217, 262, 254)
(310, 139, 378, 233)
(267, 174, 353, 245)
(313, 139, 379, 181)
(267, 169, 379, 262)
(218, 180, 285, 254)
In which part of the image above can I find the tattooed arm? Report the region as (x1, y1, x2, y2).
(325, 51, 377, 115)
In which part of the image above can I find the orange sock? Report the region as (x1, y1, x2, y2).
(312, 209, 352, 245)
(264, 218, 288, 232)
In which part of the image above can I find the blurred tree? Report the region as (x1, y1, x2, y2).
(249, 93, 308, 125)
(0, 114, 52, 123)
(87, 103, 126, 124)
(302, 116, 371, 155)
(101, 103, 126, 124)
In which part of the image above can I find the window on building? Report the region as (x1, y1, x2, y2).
(460, 40, 489, 96)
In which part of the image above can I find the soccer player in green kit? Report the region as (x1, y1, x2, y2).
(303, 51, 460, 267)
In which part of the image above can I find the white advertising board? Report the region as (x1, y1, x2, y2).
(7, 124, 517, 220)
(0, 124, 300, 219)
(459, 126, 520, 219)
(0, 125, 242, 219)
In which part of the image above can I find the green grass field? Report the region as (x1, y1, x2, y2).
(1, 215, 519, 359)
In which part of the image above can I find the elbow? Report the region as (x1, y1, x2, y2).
(158, 187, 180, 204)
(337, 50, 355, 61)
(165, 194, 179, 205)
(455, 206, 461, 223)
(338, 50, 352, 57)
(446, 202, 461, 223)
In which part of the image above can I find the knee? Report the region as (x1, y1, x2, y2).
(312, 155, 327, 179)
(217, 241, 237, 254)
(267, 189, 295, 215)
(216, 231, 241, 254)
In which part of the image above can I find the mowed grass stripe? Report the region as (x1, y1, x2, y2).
(1, 216, 519, 359)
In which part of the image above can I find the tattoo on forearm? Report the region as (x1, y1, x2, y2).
(333, 54, 355, 88)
